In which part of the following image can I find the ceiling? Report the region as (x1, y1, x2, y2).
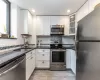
(9, 0, 87, 15)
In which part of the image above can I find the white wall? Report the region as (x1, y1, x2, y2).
(0, 3, 24, 46)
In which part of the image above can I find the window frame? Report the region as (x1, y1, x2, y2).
(2, 0, 11, 38)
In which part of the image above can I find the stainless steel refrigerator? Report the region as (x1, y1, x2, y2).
(76, 7, 100, 80)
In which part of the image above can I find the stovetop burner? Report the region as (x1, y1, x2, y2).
(50, 44, 63, 49)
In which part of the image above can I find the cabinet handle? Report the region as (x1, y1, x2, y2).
(31, 57, 33, 59)
(42, 61, 44, 63)
(42, 54, 44, 56)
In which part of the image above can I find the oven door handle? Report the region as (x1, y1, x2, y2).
(51, 49, 66, 52)
(0, 57, 25, 76)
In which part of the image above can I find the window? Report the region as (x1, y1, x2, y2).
(0, 0, 10, 38)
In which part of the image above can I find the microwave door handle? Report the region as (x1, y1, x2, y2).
(0, 57, 25, 76)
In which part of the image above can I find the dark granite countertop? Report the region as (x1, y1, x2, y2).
(36, 46, 50, 49)
(36, 45, 75, 50)
(0, 45, 76, 67)
(0, 48, 35, 67)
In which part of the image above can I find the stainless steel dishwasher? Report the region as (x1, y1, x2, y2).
(0, 55, 26, 80)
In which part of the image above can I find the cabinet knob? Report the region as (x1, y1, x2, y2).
(42, 61, 44, 63)
(42, 54, 44, 56)
(31, 57, 33, 59)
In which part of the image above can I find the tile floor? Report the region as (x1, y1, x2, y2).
(29, 70, 76, 80)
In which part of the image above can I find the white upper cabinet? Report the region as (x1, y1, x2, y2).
(28, 12, 33, 35)
(76, 1, 89, 22)
(36, 16, 50, 35)
(76, 0, 100, 22)
(35, 16, 69, 35)
(50, 16, 69, 35)
(89, 0, 100, 13)
(21, 10, 33, 34)
(50, 16, 66, 25)
(22, 11, 36, 44)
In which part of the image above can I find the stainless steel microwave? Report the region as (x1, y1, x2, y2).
(50, 25, 64, 35)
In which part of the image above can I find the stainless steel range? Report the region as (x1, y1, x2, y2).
(50, 34, 66, 70)
(50, 49, 66, 71)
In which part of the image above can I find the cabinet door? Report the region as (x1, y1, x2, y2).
(50, 16, 69, 35)
(76, 1, 89, 22)
(66, 49, 71, 69)
(28, 12, 33, 34)
(66, 49, 76, 74)
(50, 16, 61, 25)
(32, 50, 36, 70)
(21, 10, 28, 34)
(42, 16, 50, 35)
(89, 0, 100, 13)
(36, 16, 43, 35)
(36, 16, 50, 35)
(70, 50, 76, 74)
(26, 57, 32, 80)
(26, 51, 35, 80)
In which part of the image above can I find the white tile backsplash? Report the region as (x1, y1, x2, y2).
(62, 37, 75, 44)
(37, 36, 75, 45)
(37, 37, 51, 44)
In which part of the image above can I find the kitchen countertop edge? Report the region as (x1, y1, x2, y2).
(0, 46, 76, 67)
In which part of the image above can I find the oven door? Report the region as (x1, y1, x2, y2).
(50, 49, 66, 70)
(51, 50, 65, 63)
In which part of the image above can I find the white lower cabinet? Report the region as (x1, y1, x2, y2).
(36, 60, 50, 68)
(26, 50, 36, 80)
(36, 52, 50, 61)
(26, 57, 33, 80)
(66, 49, 71, 69)
(32, 50, 36, 71)
(36, 49, 50, 68)
(70, 50, 76, 74)
(66, 49, 76, 74)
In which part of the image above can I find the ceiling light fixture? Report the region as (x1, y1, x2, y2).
(32, 9, 35, 13)
(67, 9, 70, 13)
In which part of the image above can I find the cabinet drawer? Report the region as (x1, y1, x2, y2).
(37, 49, 50, 53)
(26, 52, 32, 59)
(36, 60, 50, 68)
(36, 53, 50, 60)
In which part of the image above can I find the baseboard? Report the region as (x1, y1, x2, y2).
(66, 68, 72, 71)
(66, 68, 75, 74)
(35, 68, 73, 72)
(35, 68, 50, 70)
